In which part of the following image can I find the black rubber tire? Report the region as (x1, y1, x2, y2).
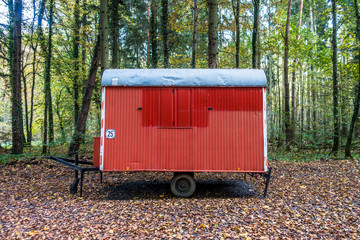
(170, 173, 196, 197)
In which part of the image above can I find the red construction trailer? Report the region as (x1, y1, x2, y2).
(96, 69, 270, 197)
(45, 69, 271, 198)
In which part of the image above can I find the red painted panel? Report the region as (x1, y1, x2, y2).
(176, 89, 191, 127)
(160, 89, 174, 127)
(207, 88, 262, 111)
(93, 137, 100, 167)
(142, 89, 160, 127)
(192, 89, 209, 127)
(142, 88, 262, 128)
(103, 87, 265, 173)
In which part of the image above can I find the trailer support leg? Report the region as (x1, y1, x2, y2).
(79, 170, 84, 197)
(70, 153, 80, 194)
(100, 172, 103, 183)
(43, 155, 100, 197)
(263, 167, 272, 198)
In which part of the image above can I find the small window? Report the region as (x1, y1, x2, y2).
(143, 88, 192, 128)
(159, 89, 192, 128)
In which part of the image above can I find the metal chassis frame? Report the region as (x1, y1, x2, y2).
(43, 153, 271, 198)
(42, 153, 102, 197)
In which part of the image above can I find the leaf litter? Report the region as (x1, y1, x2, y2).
(0, 158, 359, 239)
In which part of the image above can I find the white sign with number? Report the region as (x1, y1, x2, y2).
(106, 129, 115, 139)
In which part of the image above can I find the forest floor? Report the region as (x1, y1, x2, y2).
(0, 157, 359, 239)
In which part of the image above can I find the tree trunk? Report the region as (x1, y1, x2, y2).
(48, 0, 55, 148)
(252, 0, 259, 69)
(136, 42, 140, 68)
(331, 0, 340, 155)
(309, 2, 316, 138)
(28, 0, 36, 145)
(147, 0, 151, 67)
(81, 0, 88, 84)
(161, 0, 169, 68)
(267, 55, 272, 133)
(42, 97, 48, 154)
(73, 0, 81, 129)
(306, 72, 311, 132)
(22, 63, 29, 146)
(11, 0, 24, 154)
(42, 0, 54, 154)
(300, 67, 304, 148)
(55, 89, 66, 142)
(191, 0, 197, 68)
(150, 0, 158, 68)
(36, 0, 47, 54)
(345, 0, 360, 157)
(284, 0, 293, 150)
(232, 0, 240, 68)
(208, 0, 218, 69)
(290, 0, 304, 143)
(311, 73, 317, 141)
(277, 53, 282, 147)
(29, 51, 36, 144)
(256, 14, 261, 69)
(68, 35, 101, 155)
(8, 0, 14, 89)
(37, 0, 47, 152)
(28, 0, 46, 146)
(340, 55, 347, 138)
(110, 0, 119, 68)
(100, 0, 109, 72)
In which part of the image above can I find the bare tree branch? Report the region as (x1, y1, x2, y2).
(0, 55, 9, 61)
(0, 73, 10, 77)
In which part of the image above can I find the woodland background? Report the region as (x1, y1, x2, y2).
(0, 0, 360, 159)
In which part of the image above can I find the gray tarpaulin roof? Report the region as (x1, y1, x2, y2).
(101, 69, 266, 87)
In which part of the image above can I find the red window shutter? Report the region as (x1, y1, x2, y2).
(142, 89, 160, 127)
(192, 89, 209, 127)
(176, 89, 191, 127)
(160, 89, 174, 127)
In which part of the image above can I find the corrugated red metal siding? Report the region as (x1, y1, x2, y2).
(93, 137, 100, 167)
(102, 87, 265, 172)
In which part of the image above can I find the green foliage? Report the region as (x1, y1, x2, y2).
(269, 148, 360, 162)
(0, 146, 43, 164)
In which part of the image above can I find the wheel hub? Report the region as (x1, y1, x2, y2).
(177, 179, 190, 192)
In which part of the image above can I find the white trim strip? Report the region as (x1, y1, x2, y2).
(100, 87, 106, 171)
(263, 88, 268, 172)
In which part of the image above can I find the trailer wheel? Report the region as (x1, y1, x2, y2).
(170, 173, 196, 197)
